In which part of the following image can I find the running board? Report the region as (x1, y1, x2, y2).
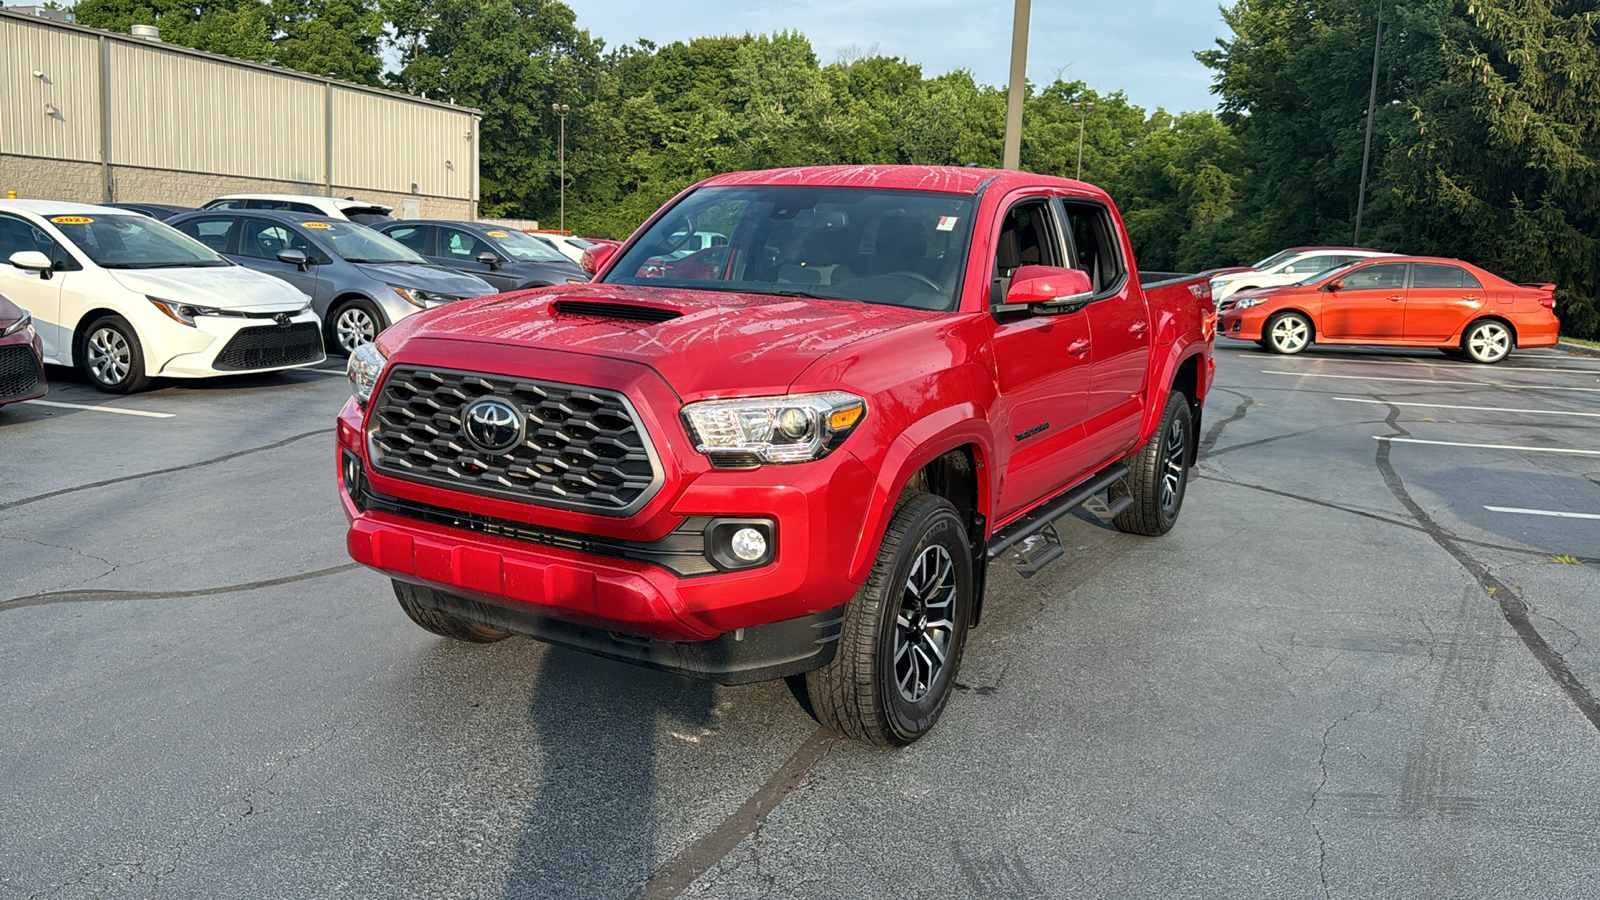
(986, 464, 1132, 578)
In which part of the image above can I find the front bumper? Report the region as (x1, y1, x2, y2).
(153, 310, 325, 378)
(1218, 307, 1266, 341)
(0, 331, 48, 405)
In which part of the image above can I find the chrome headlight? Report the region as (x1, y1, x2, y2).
(1231, 297, 1268, 309)
(147, 295, 222, 327)
(347, 341, 388, 406)
(0, 311, 32, 338)
(681, 391, 866, 466)
(391, 286, 455, 308)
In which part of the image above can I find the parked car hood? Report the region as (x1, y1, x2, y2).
(108, 266, 307, 311)
(401, 283, 940, 398)
(353, 262, 492, 297)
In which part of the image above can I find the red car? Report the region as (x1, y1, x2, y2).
(1218, 255, 1558, 363)
(0, 292, 48, 408)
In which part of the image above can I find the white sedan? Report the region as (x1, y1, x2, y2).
(0, 200, 324, 393)
(1210, 248, 1398, 304)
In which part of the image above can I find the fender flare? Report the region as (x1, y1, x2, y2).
(1135, 342, 1209, 448)
(846, 402, 995, 583)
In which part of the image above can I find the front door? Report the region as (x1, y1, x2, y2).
(233, 217, 324, 299)
(0, 214, 67, 359)
(1320, 262, 1408, 340)
(435, 226, 516, 291)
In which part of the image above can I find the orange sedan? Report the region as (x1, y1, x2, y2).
(1217, 256, 1560, 363)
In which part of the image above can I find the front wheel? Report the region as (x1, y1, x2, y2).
(1265, 311, 1313, 355)
(78, 315, 152, 393)
(1462, 319, 1513, 363)
(806, 493, 973, 746)
(327, 299, 384, 356)
(1113, 390, 1193, 536)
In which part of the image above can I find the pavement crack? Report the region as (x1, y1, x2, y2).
(0, 427, 331, 513)
(1199, 388, 1253, 459)
(0, 563, 361, 611)
(0, 533, 120, 584)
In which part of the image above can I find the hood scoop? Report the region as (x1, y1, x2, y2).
(552, 299, 682, 323)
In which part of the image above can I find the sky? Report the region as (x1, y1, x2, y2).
(568, 0, 1233, 114)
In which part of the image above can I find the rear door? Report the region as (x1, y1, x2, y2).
(1319, 261, 1408, 340)
(1405, 263, 1486, 341)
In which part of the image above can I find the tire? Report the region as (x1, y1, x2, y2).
(392, 580, 511, 643)
(326, 298, 384, 356)
(1265, 311, 1313, 355)
(805, 492, 973, 746)
(78, 315, 152, 393)
(1462, 319, 1513, 364)
(1113, 390, 1193, 536)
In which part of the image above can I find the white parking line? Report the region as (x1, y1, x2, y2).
(1335, 397, 1600, 419)
(1291, 357, 1600, 375)
(1266, 370, 1600, 393)
(22, 399, 175, 419)
(310, 368, 348, 375)
(1375, 436, 1600, 456)
(1485, 506, 1600, 521)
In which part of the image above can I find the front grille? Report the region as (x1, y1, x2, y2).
(0, 344, 46, 402)
(213, 323, 323, 371)
(369, 366, 662, 515)
(361, 483, 716, 577)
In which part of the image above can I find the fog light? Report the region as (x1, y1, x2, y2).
(730, 527, 767, 561)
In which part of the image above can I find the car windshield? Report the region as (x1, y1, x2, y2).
(47, 213, 228, 268)
(1296, 261, 1362, 286)
(309, 221, 425, 263)
(600, 185, 977, 311)
(487, 229, 572, 263)
(1250, 249, 1303, 270)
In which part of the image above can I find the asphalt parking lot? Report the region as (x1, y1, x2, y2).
(3, 342, 1598, 899)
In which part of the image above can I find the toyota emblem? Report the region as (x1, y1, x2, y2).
(274, 312, 292, 327)
(462, 397, 525, 455)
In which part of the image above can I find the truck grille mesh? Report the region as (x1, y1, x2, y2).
(0, 345, 46, 402)
(213, 323, 323, 371)
(368, 366, 661, 515)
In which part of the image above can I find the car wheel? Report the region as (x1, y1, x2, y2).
(78, 315, 152, 393)
(805, 492, 973, 747)
(1265, 311, 1313, 355)
(1113, 390, 1193, 536)
(327, 299, 383, 355)
(392, 580, 511, 643)
(1462, 319, 1512, 364)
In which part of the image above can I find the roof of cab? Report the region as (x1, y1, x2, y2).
(698, 165, 1089, 196)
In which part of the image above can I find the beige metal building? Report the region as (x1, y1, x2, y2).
(0, 7, 480, 217)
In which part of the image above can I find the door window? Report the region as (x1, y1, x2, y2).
(440, 227, 492, 261)
(1342, 263, 1407, 290)
(0, 214, 75, 269)
(1060, 201, 1126, 295)
(1283, 255, 1337, 275)
(239, 219, 316, 261)
(1412, 263, 1482, 290)
(175, 217, 237, 254)
(993, 200, 1062, 304)
(386, 225, 431, 254)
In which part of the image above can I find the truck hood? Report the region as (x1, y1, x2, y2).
(109, 265, 307, 311)
(402, 283, 940, 398)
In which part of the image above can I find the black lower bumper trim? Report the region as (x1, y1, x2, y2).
(402, 583, 846, 685)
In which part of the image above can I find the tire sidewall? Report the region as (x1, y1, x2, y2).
(327, 298, 383, 356)
(1464, 320, 1510, 363)
(1156, 393, 1190, 531)
(1267, 312, 1311, 355)
(875, 505, 973, 742)
(78, 315, 144, 393)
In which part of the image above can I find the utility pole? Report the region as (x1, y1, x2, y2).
(552, 103, 569, 231)
(1002, 0, 1031, 170)
(1072, 101, 1095, 180)
(1353, 0, 1383, 245)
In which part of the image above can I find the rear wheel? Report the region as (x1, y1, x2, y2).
(327, 298, 383, 356)
(393, 580, 511, 643)
(1265, 311, 1313, 355)
(1462, 319, 1513, 363)
(1113, 390, 1193, 536)
(806, 493, 973, 746)
(78, 315, 152, 393)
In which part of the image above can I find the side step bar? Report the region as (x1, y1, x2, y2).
(985, 463, 1132, 578)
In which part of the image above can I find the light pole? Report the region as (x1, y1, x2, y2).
(551, 102, 569, 231)
(1072, 101, 1095, 180)
(1002, 0, 1031, 170)
(1353, 0, 1383, 245)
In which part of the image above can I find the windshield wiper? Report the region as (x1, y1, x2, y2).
(759, 289, 843, 301)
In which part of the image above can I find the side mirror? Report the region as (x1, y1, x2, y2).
(277, 249, 312, 271)
(1282, 266, 1295, 274)
(1325, 279, 1344, 292)
(475, 251, 504, 270)
(9, 250, 53, 279)
(582, 243, 617, 275)
(1006, 265, 1095, 313)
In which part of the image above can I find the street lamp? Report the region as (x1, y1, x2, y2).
(1353, 0, 1384, 245)
(1072, 101, 1095, 180)
(551, 103, 569, 231)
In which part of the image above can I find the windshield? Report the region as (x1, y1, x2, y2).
(47, 213, 227, 269)
(1250, 249, 1303, 270)
(486, 229, 573, 263)
(600, 185, 978, 311)
(307, 221, 425, 263)
(1296, 261, 1362, 286)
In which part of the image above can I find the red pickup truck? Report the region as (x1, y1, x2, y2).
(337, 165, 1215, 746)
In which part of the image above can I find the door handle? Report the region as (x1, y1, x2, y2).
(1129, 320, 1149, 336)
(1068, 337, 1091, 356)
(1387, 295, 1404, 302)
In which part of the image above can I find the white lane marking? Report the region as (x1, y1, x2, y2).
(1286, 356, 1600, 375)
(310, 368, 348, 375)
(1485, 506, 1600, 521)
(1375, 436, 1600, 456)
(1334, 397, 1600, 419)
(21, 399, 175, 419)
(1266, 370, 1600, 393)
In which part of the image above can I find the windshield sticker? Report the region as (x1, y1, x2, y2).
(486, 231, 509, 237)
(936, 216, 958, 232)
(50, 216, 94, 225)
(304, 222, 332, 229)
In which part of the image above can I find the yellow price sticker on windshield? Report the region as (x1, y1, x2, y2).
(50, 216, 94, 225)
(304, 222, 332, 229)
(486, 231, 509, 237)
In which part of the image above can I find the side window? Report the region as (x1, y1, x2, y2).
(387, 225, 430, 254)
(245, 198, 293, 211)
(0, 215, 76, 270)
(1059, 200, 1126, 295)
(441, 227, 491, 261)
(1343, 263, 1408, 289)
(238, 219, 314, 260)
(1412, 263, 1481, 290)
(206, 199, 242, 210)
(1286, 255, 1336, 274)
(289, 202, 322, 214)
(176, 216, 237, 254)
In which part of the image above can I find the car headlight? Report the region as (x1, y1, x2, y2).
(391, 286, 454, 308)
(347, 341, 388, 406)
(1232, 297, 1268, 309)
(0, 311, 32, 338)
(681, 391, 866, 466)
(148, 295, 222, 327)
